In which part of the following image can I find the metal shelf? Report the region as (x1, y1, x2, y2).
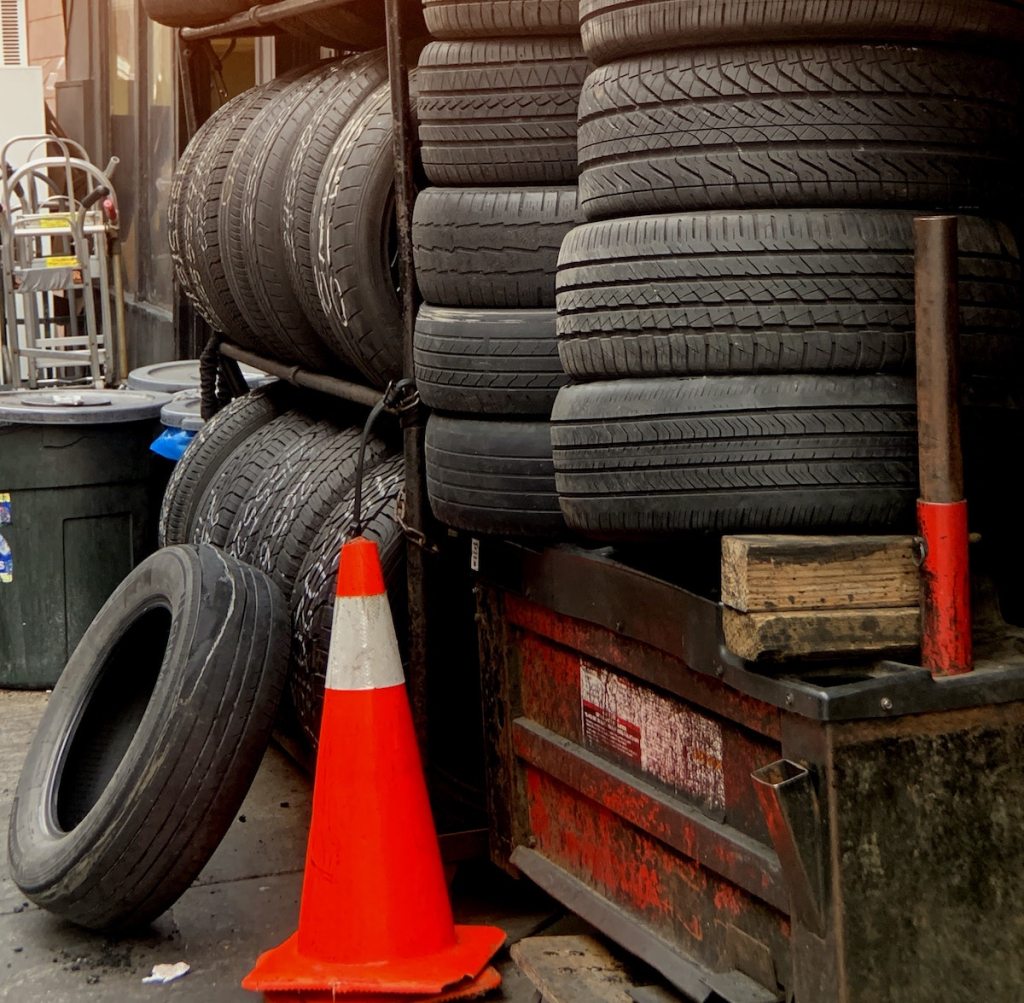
(219, 341, 381, 408)
(179, 0, 358, 40)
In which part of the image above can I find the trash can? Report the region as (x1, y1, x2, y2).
(0, 389, 171, 688)
(150, 389, 204, 462)
(127, 359, 272, 394)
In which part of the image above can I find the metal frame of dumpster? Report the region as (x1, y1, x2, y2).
(476, 542, 1024, 1003)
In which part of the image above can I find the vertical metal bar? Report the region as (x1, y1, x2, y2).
(914, 215, 972, 676)
(178, 37, 199, 141)
(384, 0, 431, 749)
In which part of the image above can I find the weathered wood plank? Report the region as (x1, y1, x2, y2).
(511, 935, 635, 1003)
(721, 535, 920, 614)
(723, 607, 921, 662)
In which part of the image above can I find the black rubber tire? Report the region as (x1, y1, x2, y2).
(7, 544, 290, 931)
(278, 0, 426, 47)
(283, 50, 388, 342)
(556, 211, 1023, 381)
(577, 45, 1021, 219)
(191, 410, 321, 550)
(291, 453, 406, 750)
(142, 0, 250, 28)
(551, 375, 918, 537)
(425, 414, 563, 536)
(578, 0, 1024, 64)
(169, 94, 247, 329)
(189, 74, 307, 348)
(413, 187, 579, 308)
(312, 80, 402, 386)
(414, 305, 565, 416)
(423, 0, 579, 37)
(224, 420, 393, 598)
(417, 38, 588, 186)
(158, 384, 292, 548)
(238, 63, 350, 371)
(222, 63, 336, 369)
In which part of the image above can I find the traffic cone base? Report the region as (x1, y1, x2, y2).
(261, 964, 502, 1003)
(244, 924, 505, 996)
(243, 537, 504, 1001)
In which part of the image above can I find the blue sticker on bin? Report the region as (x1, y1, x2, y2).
(0, 492, 10, 525)
(0, 533, 11, 583)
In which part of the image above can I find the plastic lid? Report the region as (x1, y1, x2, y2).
(160, 389, 204, 431)
(0, 388, 171, 424)
(127, 359, 272, 393)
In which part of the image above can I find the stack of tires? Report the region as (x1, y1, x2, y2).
(549, 0, 1024, 538)
(159, 384, 406, 748)
(170, 53, 409, 387)
(413, 0, 587, 536)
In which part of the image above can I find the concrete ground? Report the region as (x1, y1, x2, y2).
(0, 690, 557, 1002)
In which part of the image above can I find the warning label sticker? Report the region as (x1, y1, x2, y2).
(46, 255, 80, 268)
(0, 533, 11, 583)
(580, 660, 725, 813)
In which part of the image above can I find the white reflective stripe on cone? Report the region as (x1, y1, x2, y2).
(326, 593, 405, 692)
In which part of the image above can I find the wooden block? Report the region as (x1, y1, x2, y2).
(721, 535, 920, 613)
(511, 935, 635, 1003)
(722, 607, 921, 662)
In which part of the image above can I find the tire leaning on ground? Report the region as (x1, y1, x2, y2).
(158, 384, 292, 547)
(425, 414, 563, 536)
(577, 44, 1021, 219)
(7, 545, 290, 932)
(551, 375, 918, 537)
(577, 0, 1024, 64)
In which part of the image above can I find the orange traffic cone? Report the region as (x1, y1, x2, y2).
(243, 536, 505, 1002)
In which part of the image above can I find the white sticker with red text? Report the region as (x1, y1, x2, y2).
(580, 660, 725, 812)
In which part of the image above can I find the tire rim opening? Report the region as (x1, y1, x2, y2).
(55, 607, 171, 833)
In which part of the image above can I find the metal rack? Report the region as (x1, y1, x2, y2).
(179, 0, 432, 743)
(1, 136, 126, 389)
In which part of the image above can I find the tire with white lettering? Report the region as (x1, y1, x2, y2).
(283, 50, 388, 342)
(290, 454, 406, 749)
(158, 384, 293, 547)
(7, 544, 290, 931)
(224, 418, 393, 598)
(312, 80, 403, 386)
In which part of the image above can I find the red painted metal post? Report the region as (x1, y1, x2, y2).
(914, 216, 973, 676)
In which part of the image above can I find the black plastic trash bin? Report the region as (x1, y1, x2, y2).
(0, 389, 171, 687)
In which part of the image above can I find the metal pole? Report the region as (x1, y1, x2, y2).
(384, 0, 431, 750)
(914, 215, 973, 676)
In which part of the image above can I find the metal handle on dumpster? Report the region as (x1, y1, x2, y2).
(914, 216, 973, 676)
